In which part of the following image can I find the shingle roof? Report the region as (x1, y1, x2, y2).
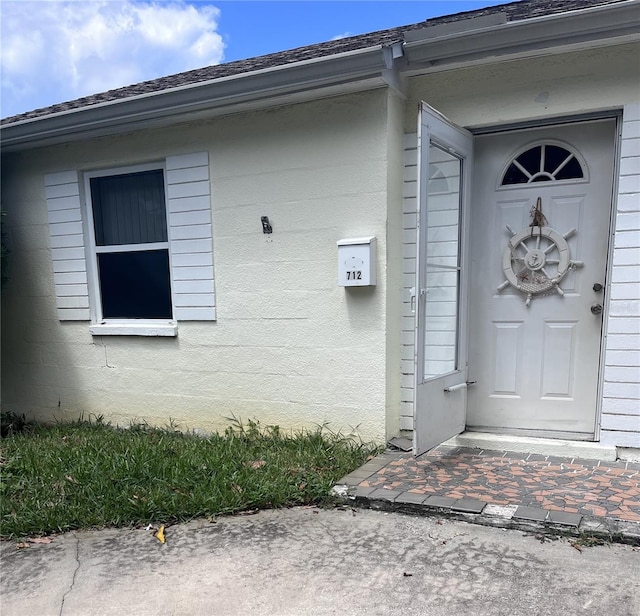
(0, 0, 626, 125)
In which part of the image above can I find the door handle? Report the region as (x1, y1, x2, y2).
(590, 303, 603, 315)
(444, 381, 477, 393)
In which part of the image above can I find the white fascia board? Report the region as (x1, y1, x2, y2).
(403, 1, 640, 71)
(0, 46, 388, 152)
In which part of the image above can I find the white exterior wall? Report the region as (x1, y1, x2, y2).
(401, 42, 640, 447)
(399, 133, 418, 431)
(1, 91, 391, 442)
(601, 104, 640, 447)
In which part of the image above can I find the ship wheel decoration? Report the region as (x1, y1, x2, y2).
(497, 198, 584, 307)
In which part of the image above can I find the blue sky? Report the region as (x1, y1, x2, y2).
(1, 1, 499, 119)
(215, 1, 498, 60)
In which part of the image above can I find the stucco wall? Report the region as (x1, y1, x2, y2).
(404, 43, 640, 131)
(1, 90, 392, 442)
(401, 42, 640, 447)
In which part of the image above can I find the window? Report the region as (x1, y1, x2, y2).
(44, 152, 216, 334)
(89, 167, 173, 320)
(422, 145, 462, 380)
(500, 143, 585, 186)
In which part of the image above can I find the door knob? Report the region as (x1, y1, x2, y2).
(593, 283, 603, 292)
(590, 303, 603, 315)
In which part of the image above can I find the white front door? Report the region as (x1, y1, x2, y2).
(414, 103, 473, 455)
(467, 120, 616, 439)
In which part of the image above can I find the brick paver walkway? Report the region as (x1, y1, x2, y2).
(349, 446, 640, 523)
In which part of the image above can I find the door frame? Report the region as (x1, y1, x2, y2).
(464, 111, 623, 443)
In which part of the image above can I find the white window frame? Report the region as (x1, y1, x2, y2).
(496, 139, 590, 191)
(83, 162, 178, 336)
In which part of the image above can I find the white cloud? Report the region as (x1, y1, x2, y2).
(331, 32, 353, 41)
(0, 0, 225, 118)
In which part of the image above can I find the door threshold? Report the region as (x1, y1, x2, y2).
(444, 431, 617, 462)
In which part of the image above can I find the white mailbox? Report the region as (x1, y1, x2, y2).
(337, 237, 376, 287)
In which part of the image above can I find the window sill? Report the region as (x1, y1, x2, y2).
(89, 322, 178, 337)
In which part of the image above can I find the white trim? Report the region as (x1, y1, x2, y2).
(95, 242, 169, 254)
(84, 161, 164, 180)
(89, 322, 178, 337)
(403, 1, 640, 72)
(83, 162, 172, 323)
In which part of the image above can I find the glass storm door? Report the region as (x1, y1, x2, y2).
(414, 103, 473, 456)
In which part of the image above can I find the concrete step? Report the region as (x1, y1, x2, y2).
(445, 431, 617, 461)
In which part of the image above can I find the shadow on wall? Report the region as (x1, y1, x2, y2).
(0, 159, 88, 424)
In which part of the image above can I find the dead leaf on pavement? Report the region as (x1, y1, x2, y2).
(155, 525, 166, 544)
(15, 543, 30, 550)
(28, 537, 54, 544)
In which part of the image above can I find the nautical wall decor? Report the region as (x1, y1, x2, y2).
(497, 198, 583, 306)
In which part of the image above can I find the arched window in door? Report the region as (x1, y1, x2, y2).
(500, 143, 586, 186)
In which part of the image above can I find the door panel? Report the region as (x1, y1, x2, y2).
(467, 120, 615, 439)
(540, 321, 577, 398)
(414, 103, 473, 456)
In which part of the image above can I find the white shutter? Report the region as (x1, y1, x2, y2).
(166, 152, 216, 320)
(44, 171, 90, 320)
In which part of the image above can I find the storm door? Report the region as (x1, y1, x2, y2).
(413, 103, 473, 456)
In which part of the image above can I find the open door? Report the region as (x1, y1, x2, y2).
(413, 103, 473, 456)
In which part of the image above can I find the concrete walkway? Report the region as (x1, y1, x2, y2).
(335, 444, 640, 544)
(1, 507, 639, 616)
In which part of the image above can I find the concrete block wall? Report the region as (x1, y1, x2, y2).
(0, 91, 391, 443)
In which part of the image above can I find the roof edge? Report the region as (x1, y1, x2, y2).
(1, 0, 638, 153)
(403, 0, 639, 70)
(0, 45, 389, 152)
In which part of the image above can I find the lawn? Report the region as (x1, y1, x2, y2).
(0, 417, 381, 538)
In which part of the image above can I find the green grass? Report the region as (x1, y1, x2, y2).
(0, 417, 381, 538)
